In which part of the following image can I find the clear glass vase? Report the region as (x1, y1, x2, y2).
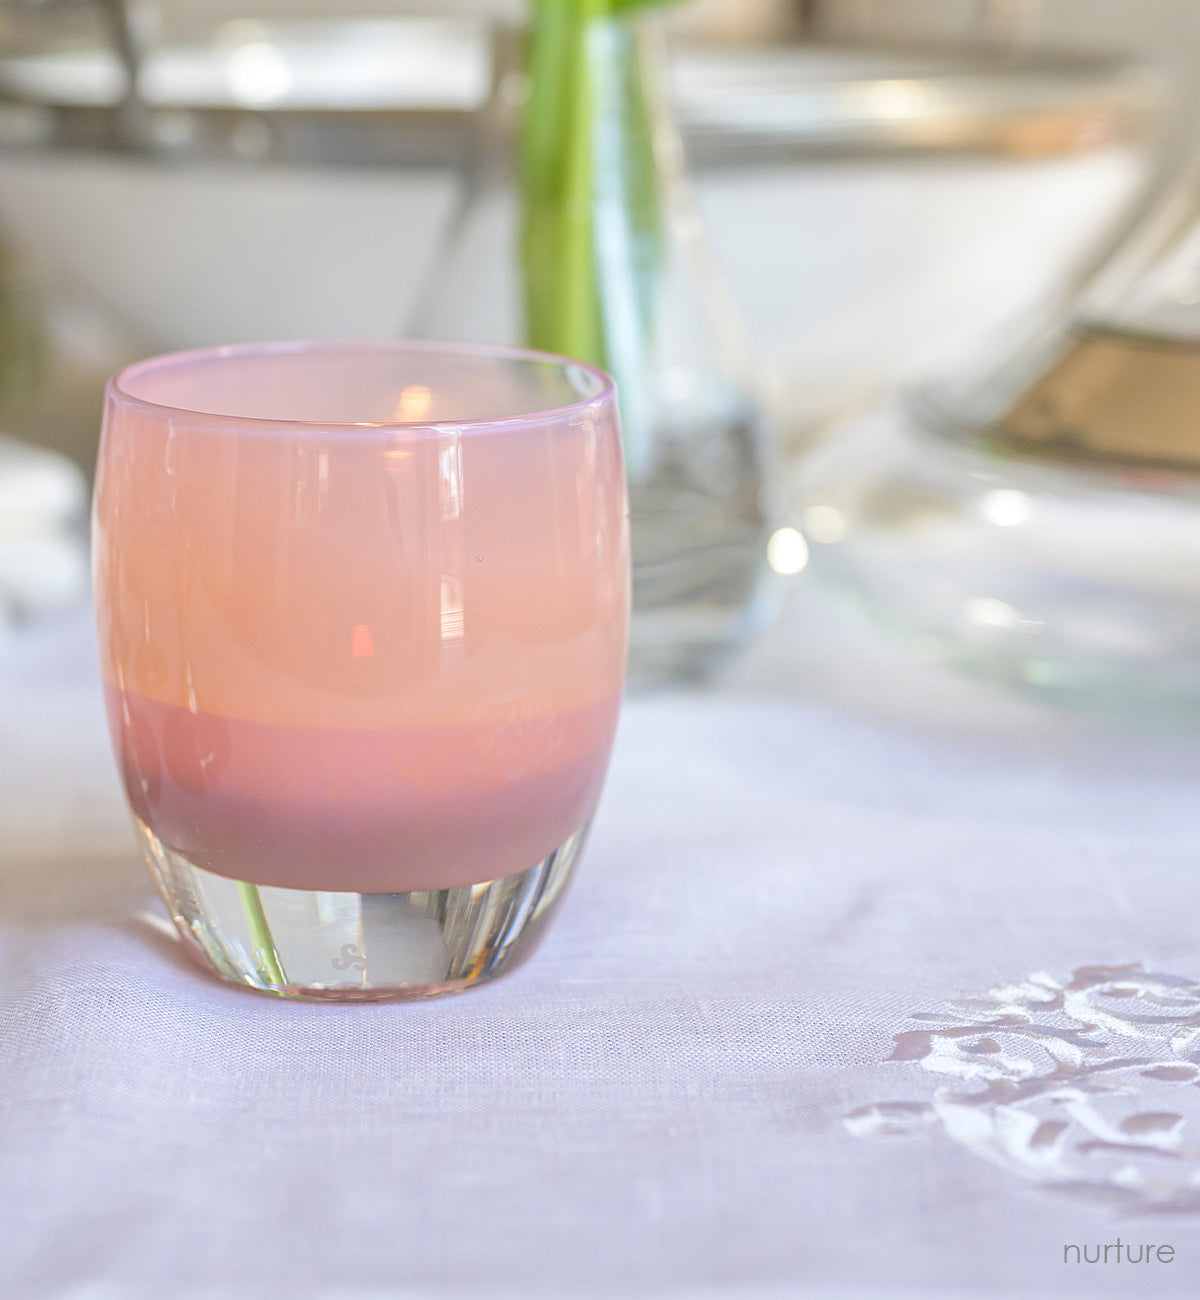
(800, 96, 1200, 721)
(409, 20, 774, 689)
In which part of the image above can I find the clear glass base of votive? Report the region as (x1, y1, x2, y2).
(133, 816, 586, 1001)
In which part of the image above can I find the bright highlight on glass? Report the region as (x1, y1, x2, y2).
(803, 504, 848, 546)
(93, 340, 630, 1001)
(767, 526, 809, 576)
(224, 42, 293, 105)
(980, 489, 1032, 527)
(964, 596, 1020, 629)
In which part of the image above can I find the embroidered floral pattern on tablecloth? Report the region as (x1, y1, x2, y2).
(845, 964, 1200, 1212)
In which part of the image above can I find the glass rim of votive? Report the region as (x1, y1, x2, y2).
(107, 337, 617, 434)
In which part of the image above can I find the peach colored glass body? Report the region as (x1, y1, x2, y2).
(94, 343, 628, 903)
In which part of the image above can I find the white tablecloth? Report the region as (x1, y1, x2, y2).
(5, 582, 1200, 1299)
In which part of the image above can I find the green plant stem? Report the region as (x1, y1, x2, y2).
(237, 881, 286, 987)
(520, 0, 669, 370)
(521, 1, 601, 363)
(521, 0, 672, 473)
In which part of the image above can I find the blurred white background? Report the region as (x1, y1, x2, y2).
(0, 0, 1191, 476)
